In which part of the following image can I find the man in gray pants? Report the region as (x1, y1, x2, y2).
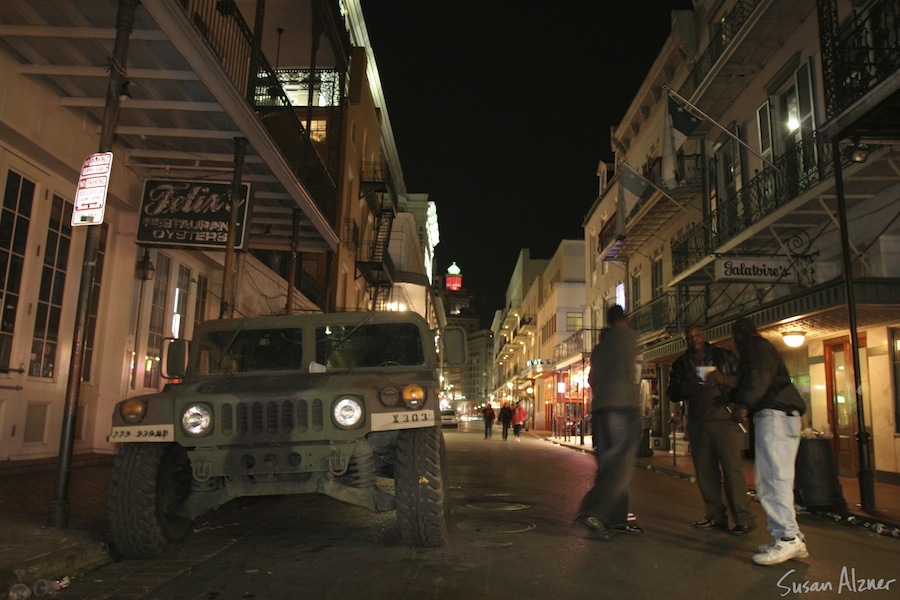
(667, 324, 755, 535)
(575, 305, 643, 540)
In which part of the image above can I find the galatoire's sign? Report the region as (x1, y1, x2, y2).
(714, 255, 796, 283)
(136, 180, 252, 250)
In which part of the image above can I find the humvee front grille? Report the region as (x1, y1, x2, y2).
(220, 399, 325, 437)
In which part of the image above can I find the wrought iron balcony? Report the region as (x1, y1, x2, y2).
(671, 132, 838, 275)
(678, 0, 764, 100)
(552, 329, 604, 365)
(831, 0, 900, 117)
(180, 0, 339, 224)
(628, 292, 707, 337)
(598, 154, 702, 258)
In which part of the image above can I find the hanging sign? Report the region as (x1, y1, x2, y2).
(714, 256, 796, 283)
(136, 179, 252, 250)
(72, 152, 113, 226)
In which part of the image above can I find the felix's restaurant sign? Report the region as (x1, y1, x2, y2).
(714, 256, 796, 283)
(136, 180, 251, 249)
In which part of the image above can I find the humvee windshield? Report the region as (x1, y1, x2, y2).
(197, 328, 304, 374)
(316, 322, 425, 369)
(193, 321, 426, 374)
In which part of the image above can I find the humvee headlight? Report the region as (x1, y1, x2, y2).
(181, 404, 212, 436)
(401, 384, 426, 409)
(119, 398, 147, 424)
(333, 397, 364, 428)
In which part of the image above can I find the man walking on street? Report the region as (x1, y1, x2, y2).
(667, 325, 755, 535)
(498, 402, 513, 441)
(575, 305, 643, 540)
(731, 317, 808, 566)
(482, 404, 495, 439)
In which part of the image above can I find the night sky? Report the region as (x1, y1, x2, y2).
(361, 2, 695, 327)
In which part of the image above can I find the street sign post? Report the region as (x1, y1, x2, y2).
(72, 152, 113, 226)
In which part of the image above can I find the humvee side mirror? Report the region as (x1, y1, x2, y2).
(164, 338, 188, 379)
(441, 327, 467, 367)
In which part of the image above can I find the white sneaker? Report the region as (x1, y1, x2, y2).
(752, 537, 809, 566)
(759, 533, 805, 553)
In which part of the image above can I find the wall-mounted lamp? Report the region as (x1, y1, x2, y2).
(136, 249, 155, 281)
(119, 80, 132, 102)
(782, 331, 806, 348)
(842, 140, 870, 163)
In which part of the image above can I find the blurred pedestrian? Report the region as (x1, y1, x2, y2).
(575, 305, 643, 540)
(498, 401, 513, 441)
(667, 324, 755, 535)
(482, 404, 496, 439)
(512, 401, 527, 442)
(731, 317, 808, 566)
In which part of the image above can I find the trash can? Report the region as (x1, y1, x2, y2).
(794, 438, 845, 509)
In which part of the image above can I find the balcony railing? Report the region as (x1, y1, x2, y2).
(598, 154, 702, 254)
(179, 0, 338, 224)
(552, 329, 604, 364)
(672, 132, 838, 275)
(832, 0, 900, 116)
(679, 0, 763, 100)
(628, 292, 707, 336)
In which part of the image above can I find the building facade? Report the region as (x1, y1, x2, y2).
(0, 0, 437, 461)
(584, 0, 900, 483)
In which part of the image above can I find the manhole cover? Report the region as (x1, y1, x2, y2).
(457, 519, 536, 533)
(464, 501, 529, 511)
(470, 541, 514, 548)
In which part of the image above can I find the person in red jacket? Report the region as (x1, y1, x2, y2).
(512, 402, 527, 441)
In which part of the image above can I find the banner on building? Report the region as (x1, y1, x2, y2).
(714, 256, 796, 283)
(136, 180, 252, 250)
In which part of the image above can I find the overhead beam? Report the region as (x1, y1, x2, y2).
(125, 149, 264, 163)
(61, 98, 223, 111)
(0, 25, 167, 40)
(107, 125, 241, 138)
(19, 64, 199, 80)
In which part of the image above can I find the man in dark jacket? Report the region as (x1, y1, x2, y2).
(575, 305, 643, 540)
(667, 325, 755, 535)
(731, 317, 808, 566)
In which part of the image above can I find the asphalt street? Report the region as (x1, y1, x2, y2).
(37, 420, 899, 600)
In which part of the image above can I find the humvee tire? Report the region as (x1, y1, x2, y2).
(394, 426, 449, 547)
(108, 443, 193, 559)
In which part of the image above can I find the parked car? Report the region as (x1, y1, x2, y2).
(440, 409, 459, 428)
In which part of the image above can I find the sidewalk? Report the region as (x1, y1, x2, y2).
(0, 454, 114, 595)
(541, 430, 900, 534)
(2, 436, 899, 596)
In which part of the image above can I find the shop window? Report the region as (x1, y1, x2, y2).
(29, 194, 72, 378)
(144, 253, 171, 388)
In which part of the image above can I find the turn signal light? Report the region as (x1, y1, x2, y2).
(402, 384, 426, 408)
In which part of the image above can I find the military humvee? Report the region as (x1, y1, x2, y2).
(107, 311, 467, 559)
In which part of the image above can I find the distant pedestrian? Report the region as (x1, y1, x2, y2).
(575, 305, 643, 540)
(666, 324, 755, 535)
(498, 402, 513, 441)
(731, 317, 808, 566)
(512, 402, 527, 442)
(482, 404, 496, 439)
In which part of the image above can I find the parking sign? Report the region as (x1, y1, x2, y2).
(72, 152, 113, 226)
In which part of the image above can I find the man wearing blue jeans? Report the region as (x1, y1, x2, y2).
(731, 317, 808, 566)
